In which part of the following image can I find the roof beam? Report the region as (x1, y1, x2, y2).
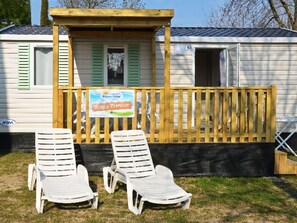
(69, 30, 154, 39)
(50, 8, 174, 18)
(53, 17, 171, 28)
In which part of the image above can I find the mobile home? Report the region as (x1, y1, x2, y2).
(1, 8, 296, 176)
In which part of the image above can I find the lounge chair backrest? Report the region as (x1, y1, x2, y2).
(111, 130, 155, 179)
(35, 128, 76, 177)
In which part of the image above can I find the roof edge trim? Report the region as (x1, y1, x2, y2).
(157, 36, 297, 43)
(0, 24, 15, 33)
(0, 34, 68, 41)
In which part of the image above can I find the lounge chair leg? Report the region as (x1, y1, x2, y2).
(103, 167, 116, 194)
(28, 164, 36, 191)
(127, 183, 144, 215)
(181, 197, 191, 209)
(91, 193, 99, 209)
(138, 200, 144, 214)
(36, 188, 44, 213)
(111, 177, 118, 193)
(39, 199, 45, 213)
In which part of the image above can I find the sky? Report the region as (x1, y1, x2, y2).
(30, 0, 225, 26)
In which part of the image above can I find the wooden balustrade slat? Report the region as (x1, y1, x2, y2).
(58, 89, 64, 128)
(150, 90, 156, 143)
(248, 90, 255, 142)
(231, 89, 237, 142)
(187, 89, 192, 143)
(141, 89, 146, 133)
(85, 90, 91, 143)
(196, 90, 201, 143)
(76, 89, 82, 143)
(213, 89, 219, 143)
(178, 90, 183, 143)
(222, 90, 228, 142)
(257, 90, 263, 142)
(159, 90, 165, 143)
(67, 89, 73, 130)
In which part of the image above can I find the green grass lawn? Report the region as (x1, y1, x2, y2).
(1, 152, 297, 223)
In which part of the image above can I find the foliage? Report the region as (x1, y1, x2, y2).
(57, 0, 145, 9)
(0, 0, 31, 28)
(40, 0, 51, 26)
(207, 0, 297, 30)
(120, 0, 145, 9)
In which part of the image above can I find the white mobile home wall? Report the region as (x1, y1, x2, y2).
(1, 35, 297, 133)
(0, 37, 153, 133)
(0, 40, 55, 133)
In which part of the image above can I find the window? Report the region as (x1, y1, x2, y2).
(30, 44, 53, 87)
(104, 46, 127, 86)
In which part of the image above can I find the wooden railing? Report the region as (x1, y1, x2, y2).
(57, 85, 276, 144)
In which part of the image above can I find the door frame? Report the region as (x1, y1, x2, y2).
(192, 43, 240, 87)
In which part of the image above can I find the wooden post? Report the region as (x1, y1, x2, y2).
(164, 25, 171, 142)
(151, 34, 156, 87)
(271, 85, 277, 142)
(68, 36, 74, 87)
(53, 25, 59, 128)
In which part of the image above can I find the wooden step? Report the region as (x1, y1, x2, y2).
(287, 159, 297, 174)
(275, 150, 297, 175)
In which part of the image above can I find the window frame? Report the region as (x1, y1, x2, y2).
(29, 43, 53, 89)
(103, 44, 128, 86)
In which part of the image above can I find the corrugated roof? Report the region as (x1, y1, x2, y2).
(156, 27, 297, 37)
(1, 25, 297, 38)
(0, 25, 67, 35)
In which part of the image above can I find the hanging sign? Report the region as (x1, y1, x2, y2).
(89, 90, 135, 118)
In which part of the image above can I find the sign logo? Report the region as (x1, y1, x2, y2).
(0, 119, 16, 127)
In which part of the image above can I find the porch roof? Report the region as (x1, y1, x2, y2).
(49, 8, 174, 32)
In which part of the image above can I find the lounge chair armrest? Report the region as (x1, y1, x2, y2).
(155, 165, 174, 180)
(77, 164, 89, 185)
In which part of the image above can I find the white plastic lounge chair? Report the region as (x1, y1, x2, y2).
(33, 128, 98, 213)
(103, 130, 192, 215)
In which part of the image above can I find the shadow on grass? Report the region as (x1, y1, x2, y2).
(109, 182, 187, 215)
(194, 177, 297, 222)
(272, 176, 297, 199)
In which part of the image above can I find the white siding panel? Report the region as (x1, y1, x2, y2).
(240, 43, 297, 118)
(73, 38, 152, 86)
(0, 41, 53, 133)
(156, 43, 193, 87)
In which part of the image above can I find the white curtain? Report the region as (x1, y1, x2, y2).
(35, 47, 53, 85)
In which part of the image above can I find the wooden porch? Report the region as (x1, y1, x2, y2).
(50, 8, 276, 145)
(57, 85, 276, 144)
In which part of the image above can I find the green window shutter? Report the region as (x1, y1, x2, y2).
(128, 43, 140, 86)
(18, 44, 30, 90)
(92, 44, 104, 86)
(59, 43, 68, 86)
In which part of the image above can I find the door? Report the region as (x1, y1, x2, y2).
(226, 44, 240, 86)
(195, 49, 221, 87)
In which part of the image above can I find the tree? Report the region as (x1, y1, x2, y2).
(40, 0, 51, 26)
(58, 0, 115, 8)
(207, 0, 297, 30)
(120, 0, 145, 9)
(57, 0, 145, 9)
(0, 0, 31, 28)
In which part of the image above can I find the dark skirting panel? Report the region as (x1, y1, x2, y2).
(0, 132, 275, 177)
(76, 143, 275, 177)
(0, 132, 35, 152)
